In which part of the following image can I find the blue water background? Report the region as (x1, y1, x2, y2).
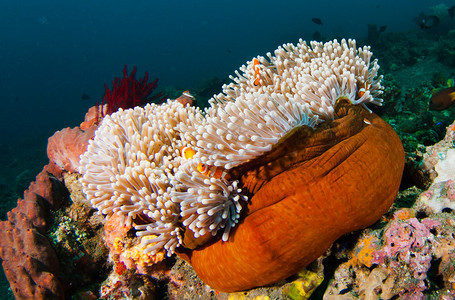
(2, 0, 454, 145)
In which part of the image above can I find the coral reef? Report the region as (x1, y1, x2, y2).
(325, 214, 455, 299)
(0, 104, 109, 299)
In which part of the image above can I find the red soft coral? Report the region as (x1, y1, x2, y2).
(102, 65, 162, 116)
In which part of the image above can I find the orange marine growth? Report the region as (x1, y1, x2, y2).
(252, 58, 261, 86)
(350, 235, 381, 268)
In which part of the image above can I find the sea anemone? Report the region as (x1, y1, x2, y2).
(79, 38, 404, 292)
(80, 100, 196, 255)
(172, 158, 247, 243)
(190, 38, 383, 169)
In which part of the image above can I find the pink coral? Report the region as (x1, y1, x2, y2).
(381, 218, 441, 297)
(384, 218, 437, 278)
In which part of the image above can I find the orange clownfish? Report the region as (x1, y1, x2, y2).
(176, 91, 195, 106)
(358, 82, 372, 98)
(180, 146, 229, 181)
(196, 163, 228, 181)
(181, 146, 196, 160)
(252, 58, 261, 86)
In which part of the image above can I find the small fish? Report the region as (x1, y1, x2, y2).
(252, 58, 261, 86)
(429, 87, 455, 110)
(181, 146, 196, 160)
(175, 91, 195, 106)
(226, 49, 232, 54)
(197, 163, 228, 180)
(38, 16, 49, 25)
(181, 146, 229, 180)
(312, 31, 322, 41)
(414, 13, 440, 29)
(358, 82, 371, 98)
(379, 25, 387, 33)
(81, 94, 91, 100)
(311, 18, 323, 25)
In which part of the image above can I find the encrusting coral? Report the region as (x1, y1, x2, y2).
(78, 38, 405, 292)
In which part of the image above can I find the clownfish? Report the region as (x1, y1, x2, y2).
(197, 163, 229, 180)
(358, 82, 371, 98)
(181, 146, 196, 160)
(180, 146, 229, 180)
(252, 58, 261, 86)
(176, 91, 195, 106)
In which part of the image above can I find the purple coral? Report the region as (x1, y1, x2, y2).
(383, 218, 440, 297)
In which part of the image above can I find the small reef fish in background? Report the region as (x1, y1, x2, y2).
(311, 18, 323, 25)
(312, 31, 322, 41)
(81, 94, 91, 100)
(429, 87, 455, 110)
(379, 25, 387, 33)
(37, 16, 49, 25)
(414, 12, 440, 29)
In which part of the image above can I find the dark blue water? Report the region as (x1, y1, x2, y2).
(1, 0, 455, 298)
(1, 0, 452, 144)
